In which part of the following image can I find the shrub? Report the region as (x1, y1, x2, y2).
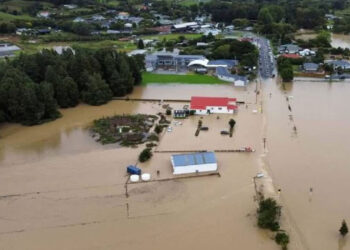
(257, 198, 281, 231)
(154, 124, 163, 134)
(139, 148, 152, 162)
(275, 232, 289, 250)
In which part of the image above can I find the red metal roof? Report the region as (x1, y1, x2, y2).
(190, 96, 237, 110)
(281, 53, 301, 59)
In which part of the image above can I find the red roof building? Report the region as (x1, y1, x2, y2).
(280, 53, 302, 59)
(190, 96, 238, 114)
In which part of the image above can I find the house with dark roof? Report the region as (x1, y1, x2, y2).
(326, 60, 350, 70)
(215, 67, 248, 86)
(278, 44, 301, 54)
(303, 63, 319, 72)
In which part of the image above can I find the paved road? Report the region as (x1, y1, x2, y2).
(256, 37, 275, 79)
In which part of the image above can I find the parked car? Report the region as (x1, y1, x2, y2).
(200, 127, 209, 131)
(220, 131, 229, 135)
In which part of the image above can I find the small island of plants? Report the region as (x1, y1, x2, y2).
(91, 114, 161, 146)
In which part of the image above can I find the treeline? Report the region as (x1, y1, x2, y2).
(211, 39, 258, 67)
(0, 48, 143, 125)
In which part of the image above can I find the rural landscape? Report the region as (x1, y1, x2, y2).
(1, 0, 350, 249)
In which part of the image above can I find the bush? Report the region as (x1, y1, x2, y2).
(139, 148, 152, 162)
(275, 232, 289, 250)
(257, 198, 281, 231)
(154, 124, 163, 134)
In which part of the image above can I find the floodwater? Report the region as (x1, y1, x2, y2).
(264, 78, 350, 250)
(332, 34, 350, 49)
(0, 82, 280, 250)
(2, 70, 350, 250)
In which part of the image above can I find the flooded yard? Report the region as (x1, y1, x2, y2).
(0, 83, 278, 250)
(1, 74, 350, 249)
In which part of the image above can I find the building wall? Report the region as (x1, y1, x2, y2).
(194, 106, 234, 115)
(173, 163, 217, 175)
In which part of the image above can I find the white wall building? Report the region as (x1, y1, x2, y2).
(190, 96, 238, 115)
(171, 152, 218, 175)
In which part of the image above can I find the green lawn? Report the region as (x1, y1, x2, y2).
(0, 11, 35, 21)
(142, 72, 227, 85)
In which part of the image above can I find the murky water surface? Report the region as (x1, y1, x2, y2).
(1, 66, 350, 249)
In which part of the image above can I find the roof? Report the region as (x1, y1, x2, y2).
(281, 54, 302, 59)
(327, 60, 350, 67)
(208, 60, 238, 67)
(172, 152, 216, 167)
(303, 62, 319, 71)
(190, 96, 237, 110)
(188, 58, 209, 67)
(173, 22, 197, 29)
(215, 67, 247, 82)
(279, 44, 300, 52)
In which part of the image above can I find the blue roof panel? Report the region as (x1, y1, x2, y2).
(172, 152, 217, 167)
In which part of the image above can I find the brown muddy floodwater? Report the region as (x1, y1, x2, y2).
(0, 83, 280, 250)
(332, 34, 350, 49)
(2, 76, 350, 250)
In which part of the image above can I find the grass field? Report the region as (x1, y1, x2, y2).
(141, 72, 227, 85)
(0, 11, 35, 21)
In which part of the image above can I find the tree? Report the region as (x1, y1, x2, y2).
(258, 8, 273, 25)
(55, 77, 79, 108)
(138, 39, 145, 49)
(340, 220, 348, 237)
(229, 119, 236, 128)
(82, 73, 112, 106)
(280, 67, 294, 82)
(139, 148, 152, 162)
(275, 232, 290, 250)
(257, 198, 281, 231)
(154, 124, 163, 134)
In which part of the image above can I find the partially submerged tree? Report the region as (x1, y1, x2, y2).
(275, 232, 289, 250)
(340, 220, 348, 237)
(229, 119, 236, 129)
(139, 148, 153, 162)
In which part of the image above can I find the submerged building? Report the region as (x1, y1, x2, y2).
(171, 152, 217, 175)
(190, 96, 238, 115)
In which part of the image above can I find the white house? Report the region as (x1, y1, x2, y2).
(190, 96, 238, 115)
(171, 152, 218, 175)
(37, 11, 50, 18)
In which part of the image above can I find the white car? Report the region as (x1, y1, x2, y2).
(167, 127, 173, 132)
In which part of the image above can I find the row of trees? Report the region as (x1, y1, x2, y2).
(0, 48, 143, 125)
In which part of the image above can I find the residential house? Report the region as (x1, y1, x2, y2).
(326, 60, 350, 70)
(37, 11, 50, 18)
(302, 63, 319, 72)
(0, 43, 21, 57)
(278, 44, 301, 54)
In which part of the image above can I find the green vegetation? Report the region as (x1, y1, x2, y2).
(91, 114, 158, 145)
(275, 232, 290, 250)
(340, 220, 349, 237)
(139, 148, 153, 162)
(257, 198, 281, 231)
(228, 118, 236, 137)
(142, 72, 227, 85)
(0, 48, 142, 126)
(277, 58, 295, 82)
(257, 197, 290, 249)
